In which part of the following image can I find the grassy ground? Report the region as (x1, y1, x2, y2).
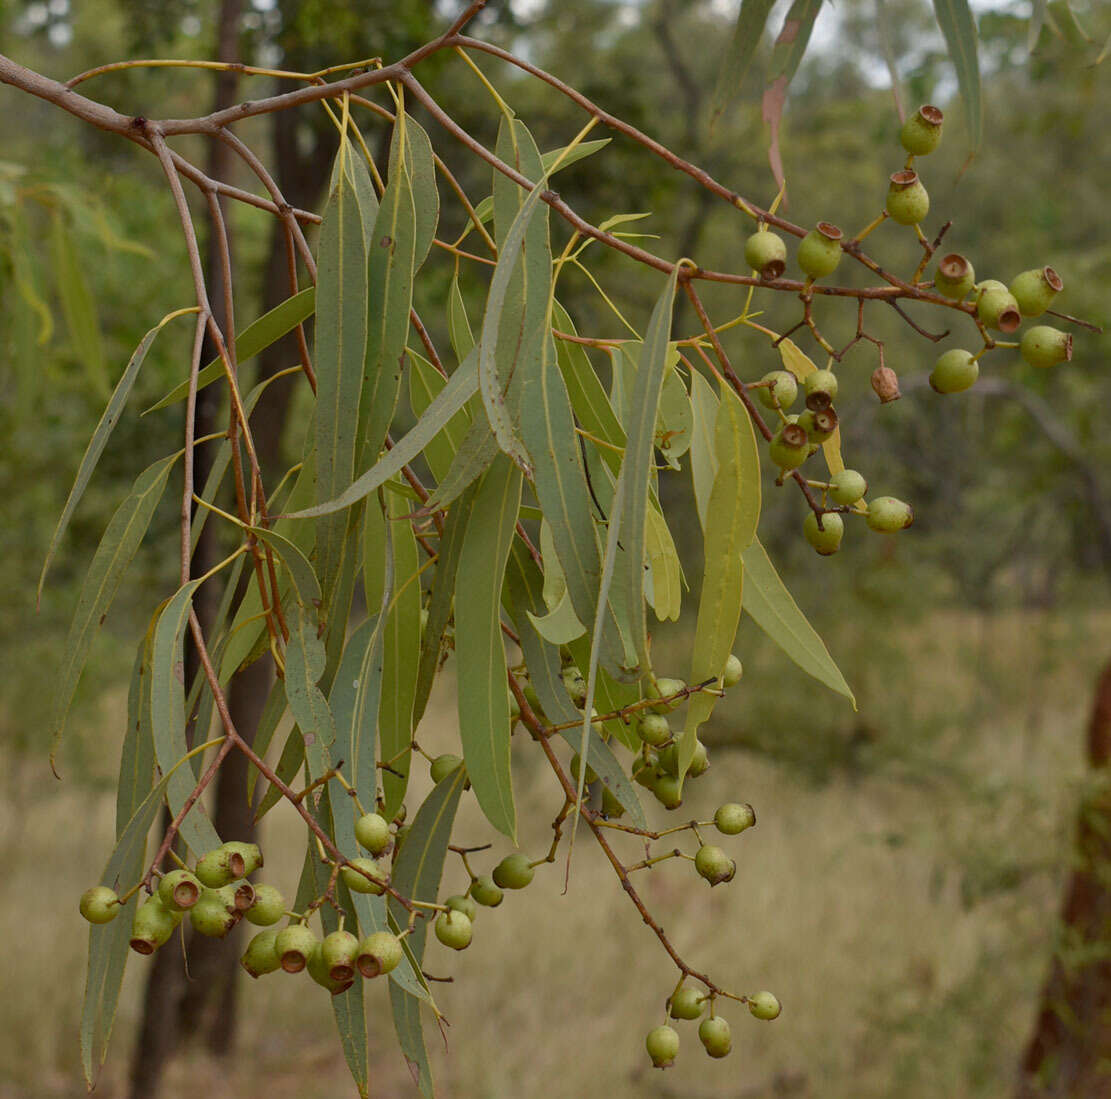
(0, 606, 1103, 1098)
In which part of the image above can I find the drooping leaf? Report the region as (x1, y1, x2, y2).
(331, 133, 379, 245)
(422, 414, 499, 511)
(680, 382, 761, 779)
(245, 677, 290, 805)
(282, 349, 478, 520)
(150, 578, 222, 855)
(360, 110, 417, 469)
(447, 269, 475, 362)
(742, 537, 856, 706)
(146, 287, 315, 412)
(932, 0, 982, 153)
(252, 726, 304, 823)
(407, 346, 471, 484)
(51, 211, 106, 393)
(400, 115, 440, 271)
(247, 526, 321, 609)
(689, 368, 719, 531)
(330, 616, 382, 821)
(613, 266, 680, 678)
(527, 590, 586, 645)
(710, 0, 777, 127)
(644, 506, 682, 622)
(315, 146, 370, 610)
(455, 455, 522, 839)
(39, 308, 192, 604)
(284, 602, 337, 781)
(51, 452, 179, 770)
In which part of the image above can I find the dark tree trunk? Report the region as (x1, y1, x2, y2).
(1017, 659, 1111, 1097)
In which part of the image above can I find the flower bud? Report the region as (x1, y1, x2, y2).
(245, 883, 286, 927)
(189, 891, 239, 938)
(429, 753, 464, 785)
(714, 802, 756, 835)
(356, 931, 404, 978)
(646, 1024, 680, 1068)
(934, 253, 975, 300)
(241, 929, 281, 978)
(669, 986, 706, 1021)
(648, 677, 687, 713)
(866, 496, 914, 533)
(899, 104, 944, 156)
(637, 713, 672, 747)
(722, 654, 744, 688)
(830, 469, 867, 505)
(797, 222, 843, 280)
(1020, 325, 1072, 368)
(886, 170, 929, 226)
(341, 857, 388, 896)
(804, 511, 844, 556)
(687, 741, 710, 779)
(492, 853, 534, 890)
(80, 886, 120, 925)
(601, 786, 626, 818)
(755, 370, 798, 411)
(748, 990, 782, 1020)
(468, 875, 504, 908)
(445, 894, 478, 921)
(434, 909, 473, 951)
(698, 1015, 733, 1058)
(930, 349, 979, 394)
(694, 844, 736, 886)
(654, 774, 683, 810)
(743, 229, 787, 280)
(1010, 266, 1062, 318)
(870, 366, 901, 403)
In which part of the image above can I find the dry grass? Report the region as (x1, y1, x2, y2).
(0, 608, 1104, 1098)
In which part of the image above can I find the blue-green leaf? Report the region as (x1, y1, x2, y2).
(284, 603, 337, 781)
(710, 0, 777, 127)
(932, 0, 982, 152)
(408, 347, 471, 484)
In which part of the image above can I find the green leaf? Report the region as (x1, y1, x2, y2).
(330, 616, 382, 820)
(284, 603, 337, 781)
(117, 636, 156, 839)
(252, 726, 304, 823)
(422, 414, 498, 511)
(360, 111, 417, 469)
(244, 677, 289, 805)
(390, 979, 434, 1099)
(742, 537, 856, 706)
(613, 266, 680, 678)
(932, 0, 982, 152)
(51, 452, 179, 770)
(401, 115, 440, 271)
(51, 211, 106, 394)
(644, 506, 682, 623)
(315, 147, 370, 609)
(145, 287, 315, 412)
(81, 736, 218, 1087)
(455, 455, 522, 839)
(689, 369, 720, 531)
(331, 134, 379, 245)
(655, 349, 692, 467)
(527, 590, 586, 644)
(39, 309, 191, 603)
(247, 526, 321, 608)
(710, 0, 777, 126)
(447, 269, 475, 362)
(150, 578, 222, 855)
(680, 382, 761, 779)
(408, 347, 471, 484)
(282, 350, 478, 520)
(480, 119, 551, 474)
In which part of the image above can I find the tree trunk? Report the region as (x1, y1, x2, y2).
(1017, 659, 1111, 1097)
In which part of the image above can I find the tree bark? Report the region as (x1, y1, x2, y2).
(1017, 659, 1111, 1097)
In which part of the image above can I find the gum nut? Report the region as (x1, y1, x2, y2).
(80, 886, 120, 925)
(241, 929, 281, 978)
(714, 802, 756, 835)
(244, 883, 285, 927)
(797, 222, 843, 280)
(356, 931, 403, 978)
(341, 857, 387, 896)
(646, 1024, 680, 1068)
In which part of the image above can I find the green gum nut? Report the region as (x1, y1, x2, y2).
(646, 1024, 680, 1068)
(669, 986, 706, 1021)
(356, 931, 403, 978)
(468, 875, 504, 908)
(804, 369, 838, 410)
(492, 853, 534, 890)
(429, 753, 464, 785)
(435, 909, 473, 951)
(341, 857, 387, 896)
(307, 944, 353, 995)
(562, 667, 588, 708)
(649, 677, 687, 713)
(934, 253, 975, 300)
(885, 169, 929, 226)
(698, 1015, 733, 1058)
(1010, 266, 1063, 318)
(722, 654, 744, 688)
(768, 422, 810, 471)
(601, 786, 626, 818)
(189, 893, 239, 939)
(798, 407, 838, 444)
(221, 841, 263, 877)
(241, 929, 282, 978)
(632, 753, 658, 788)
(976, 286, 1022, 333)
(158, 869, 202, 912)
(244, 883, 285, 927)
(654, 774, 683, 810)
(570, 753, 598, 785)
(930, 349, 979, 394)
(803, 511, 844, 556)
(130, 895, 178, 955)
(637, 713, 672, 747)
(80, 886, 120, 925)
(899, 104, 944, 156)
(231, 881, 256, 913)
(694, 844, 736, 887)
(743, 229, 788, 280)
(688, 741, 710, 779)
(446, 894, 478, 921)
(748, 990, 782, 1020)
(195, 846, 246, 889)
(321, 929, 360, 983)
(714, 802, 756, 835)
(1020, 325, 1073, 368)
(354, 812, 392, 856)
(866, 496, 914, 533)
(756, 370, 798, 411)
(656, 743, 679, 776)
(274, 923, 317, 974)
(797, 222, 843, 280)
(830, 469, 867, 506)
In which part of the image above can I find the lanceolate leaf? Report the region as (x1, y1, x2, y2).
(315, 148, 370, 610)
(146, 287, 315, 413)
(39, 308, 192, 603)
(401, 115, 440, 271)
(680, 382, 761, 779)
(644, 506, 682, 622)
(331, 134, 379, 245)
(455, 455, 522, 839)
(283, 349, 478, 520)
(710, 0, 777, 127)
(448, 269, 475, 362)
(284, 603, 338, 780)
(742, 537, 856, 706)
(932, 0, 983, 152)
(51, 451, 179, 769)
(390, 979, 434, 1099)
(408, 347, 471, 484)
(361, 111, 417, 468)
(150, 579, 222, 855)
(614, 266, 680, 678)
(247, 527, 321, 608)
(423, 414, 498, 511)
(689, 368, 719, 531)
(51, 211, 106, 393)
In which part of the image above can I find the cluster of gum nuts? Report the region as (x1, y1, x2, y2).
(739, 104, 1076, 558)
(646, 986, 782, 1069)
